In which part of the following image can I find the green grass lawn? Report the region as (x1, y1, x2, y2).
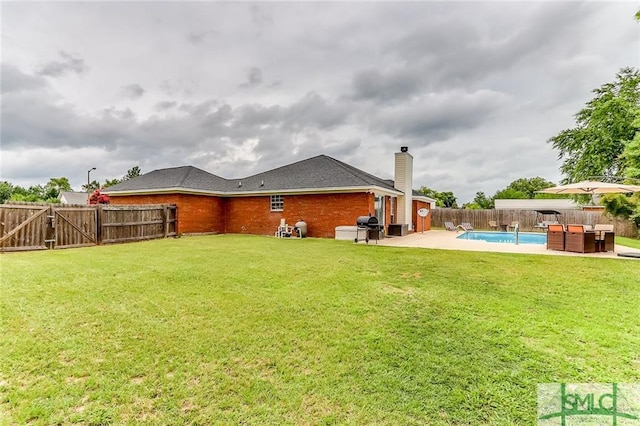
(1, 235, 639, 424)
(617, 236, 640, 249)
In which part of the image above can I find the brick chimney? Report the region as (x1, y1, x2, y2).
(394, 146, 413, 230)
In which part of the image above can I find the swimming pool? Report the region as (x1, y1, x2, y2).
(457, 231, 546, 245)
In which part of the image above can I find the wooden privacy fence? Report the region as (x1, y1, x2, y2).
(99, 205, 177, 244)
(0, 203, 177, 252)
(430, 208, 638, 238)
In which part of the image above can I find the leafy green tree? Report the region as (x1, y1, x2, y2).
(415, 187, 458, 208)
(489, 177, 564, 205)
(471, 191, 492, 209)
(100, 166, 142, 188)
(9, 185, 29, 199)
(82, 180, 101, 192)
(124, 166, 142, 180)
(438, 192, 458, 208)
(493, 188, 528, 200)
(0, 181, 13, 204)
(504, 177, 556, 199)
(9, 185, 49, 202)
(548, 67, 640, 182)
(43, 177, 72, 201)
(415, 186, 439, 200)
(620, 114, 640, 180)
(103, 178, 122, 188)
(600, 193, 640, 227)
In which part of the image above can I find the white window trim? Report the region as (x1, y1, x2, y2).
(270, 195, 284, 211)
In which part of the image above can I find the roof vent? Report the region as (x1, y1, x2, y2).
(260, 180, 264, 187)
(400, 146, 409, 153)
(238, 181, 242, 187)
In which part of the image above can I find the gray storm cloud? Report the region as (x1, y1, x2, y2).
(1, 1, 636, 202)
(37, 51, 88, 77)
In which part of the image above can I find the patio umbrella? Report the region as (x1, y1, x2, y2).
(537, 180, 640, 195)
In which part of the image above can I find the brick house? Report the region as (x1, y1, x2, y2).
(104, 147, 434, 238)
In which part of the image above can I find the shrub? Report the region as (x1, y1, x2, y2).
(89, 189, 110, 204)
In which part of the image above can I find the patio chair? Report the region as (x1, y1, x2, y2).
(457, 222, 474, 232)
(546, 224, 565, 251)
(444, 221, 457, 231)
(565, 224, 596, 253)
(507, 221, 519, 232)
(488, 220, 498, 231)
(593, 224, 615, 252)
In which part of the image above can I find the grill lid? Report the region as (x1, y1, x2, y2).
(356, 216, 379, 227)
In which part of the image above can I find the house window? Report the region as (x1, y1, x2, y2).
(270, 195, 284, 211)
(390, 197, 396, 223)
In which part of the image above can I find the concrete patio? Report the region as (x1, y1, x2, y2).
(374, 230, 640, 259)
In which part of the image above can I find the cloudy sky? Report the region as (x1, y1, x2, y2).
(1, 1, 638, 203)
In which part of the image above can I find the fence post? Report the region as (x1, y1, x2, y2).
(163, 205, 169, 238)
(96, 204, 102, 245)
(45, 205, 55, 249)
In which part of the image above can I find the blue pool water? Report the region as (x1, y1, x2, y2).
(457, 231, 546, 245)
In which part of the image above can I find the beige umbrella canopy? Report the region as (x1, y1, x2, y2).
(538, 180, 640, 195)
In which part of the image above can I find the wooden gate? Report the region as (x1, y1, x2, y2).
(53, 207, 98, 249)
(0, 205, 50, 252)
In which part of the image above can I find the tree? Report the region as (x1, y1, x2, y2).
(437, 192, 458, 208)
(100, 166, 142, 188)
(3, 178, 71, 203)
(549, 66, 640, 229)
(82, 180, 101, 192)
(43, 177, 72, 201)
(600, 193, 640, 227)
(415, 186, 440, 200)
(0, 181, 13, 204)
(493, 188, 528, 200)
(124, 166, 141, 180)
(504, 177, 556, 199)
(103, 178, 122, 188)
(491, 177, 560, 202)
(548, 67, 640, 182)
(8, 185, 50, 202)
(415, 187, 458, 208)
(609, 110, 640, 226)
(471, 191, 492, 209)
(621, 115, 640, 180)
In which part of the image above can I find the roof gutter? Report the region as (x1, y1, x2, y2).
(102, 187, 227, 197)
(104, 185, 404, 197)
(412, 195, 437, 203)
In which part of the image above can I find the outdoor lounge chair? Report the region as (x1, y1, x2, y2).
(444, 221, 457, 231)
(546, 224, 565, 251)
(458, 222, 474, 232)
(565, 224, 596, 253)
(508, 221, 519, 232)
(593, 224, 615, 252)
(488, 220, 498, 231)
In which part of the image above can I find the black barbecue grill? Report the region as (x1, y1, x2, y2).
(355, 216, 382, 244)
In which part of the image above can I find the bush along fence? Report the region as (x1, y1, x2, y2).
(430, 208, 637, 238)
(0, 203, 177, 252)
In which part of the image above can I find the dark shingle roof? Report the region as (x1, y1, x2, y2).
(229, 155, 397, 193)
(105, 166, 227, 193)
(105, 155, 399, 195)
